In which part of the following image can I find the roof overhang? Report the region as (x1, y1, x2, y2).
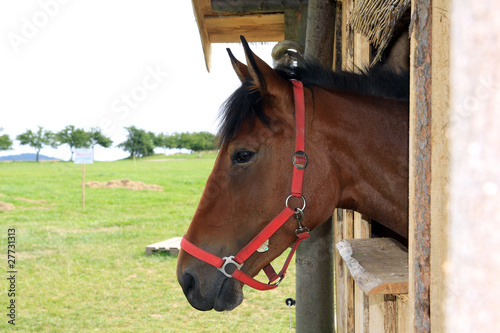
(191, 0, 287, 71)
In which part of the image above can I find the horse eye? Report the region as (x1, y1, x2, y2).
(232, 150, 255, 164)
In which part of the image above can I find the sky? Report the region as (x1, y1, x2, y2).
(0, 0, 275, 161)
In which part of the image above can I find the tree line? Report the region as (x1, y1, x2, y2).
(0, 126, 216, 162)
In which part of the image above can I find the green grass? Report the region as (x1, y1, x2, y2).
(0, 155, 296, 332)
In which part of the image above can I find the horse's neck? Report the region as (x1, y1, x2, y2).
(316, 90, 409, 238)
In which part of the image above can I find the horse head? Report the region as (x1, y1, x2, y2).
(176, 37, 341, 311)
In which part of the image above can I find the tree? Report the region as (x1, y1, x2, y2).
(16, 126, 56, 162)
(0, 128, 13, 151)
(56, 125, 91, 161)
(117, 126, 155, 159)
(187, 131, 216, 152)
(89, 127, 113, 152)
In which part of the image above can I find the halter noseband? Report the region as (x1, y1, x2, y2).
(180, 80, 310, 291)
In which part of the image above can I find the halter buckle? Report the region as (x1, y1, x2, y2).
(292, 151, 308, 170)
(218, 256, 243, 278)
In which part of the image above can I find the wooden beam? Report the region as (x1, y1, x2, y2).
(211, 0, 307, 13)
(205, 14, 285, 43)
(191, 0, 212, 72)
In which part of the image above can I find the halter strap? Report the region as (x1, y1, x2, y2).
(181, 80, 309, 291)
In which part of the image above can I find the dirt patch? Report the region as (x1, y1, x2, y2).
(15, 197, 46, 204)
(0, 202, 15, 211)
(86, 179, 163, 191)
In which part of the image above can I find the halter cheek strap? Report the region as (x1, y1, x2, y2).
(181, 80, 310, 291)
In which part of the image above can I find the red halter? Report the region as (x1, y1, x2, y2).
(180, 80, 310, 290)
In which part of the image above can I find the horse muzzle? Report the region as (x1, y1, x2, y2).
(177, 252, 244, 311)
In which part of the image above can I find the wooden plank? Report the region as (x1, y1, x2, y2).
(354, 213, 370, 333)
(205, 14, 285, 43)
(344, 210, 355, 332)
(409, 0, 432, 331)
(355, 284, 370, 333)
(384, 295, 397, 333)
(342, 0, 355, 71)
(145, 237, 182, 256)
(368, 294, 385, 333)
(191, 0, 212, 71)
(336, 238, 409, 295)
(397, 294, 410, 332)
(430, 0, 450, 332)
(334, 209, 348, 333)
(354, 212, 370, 239)
(354, 32, 370, 70)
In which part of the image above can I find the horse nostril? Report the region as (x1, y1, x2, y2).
(181, 272, 196, 297)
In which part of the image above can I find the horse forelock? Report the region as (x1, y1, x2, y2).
(217, 80, 271, 147)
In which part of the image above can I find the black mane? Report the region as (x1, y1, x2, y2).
(218, 60, 409, 146)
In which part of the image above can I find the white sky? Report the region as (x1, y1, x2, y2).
(0, 0, 275, 161)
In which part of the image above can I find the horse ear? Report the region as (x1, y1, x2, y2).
(227, 48, 249, 83)
(240, 36, 289, 96)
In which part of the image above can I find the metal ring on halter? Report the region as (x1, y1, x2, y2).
(218, 256, 243, 278)
(285, 195, 306, 211)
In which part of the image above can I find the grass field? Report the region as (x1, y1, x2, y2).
(0, 154, 297, 332)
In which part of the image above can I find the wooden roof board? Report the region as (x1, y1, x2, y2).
(191, 0, 285, 71)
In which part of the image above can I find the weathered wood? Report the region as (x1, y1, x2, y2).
(145, 237, 182, 256)
(211, 0, 307, 13)
(355, 284, 370, 333)
(204, 14, 285, 43)
(344, 210, 355, 332)
(354, 213, 371, 239)
(354, 213, 370, 333)
(303, 0, 336, 65)
(368, 294, 385, 333)
(191, 0, 212, 72)
(384, 295, 397, 333)
(430, 1, 449, 332)
(284, 7, 308, 47)
(342, 0, 355, 71)
(335, 209, 352, 333)
(409, 0, 432, 331)
(336, 238, 409, 295)
(191, 0, 287, 71)
(396, 295, 410, 332)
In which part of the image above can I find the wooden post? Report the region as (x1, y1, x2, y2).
(409, 0, 433, 331)
(295, 1, 336, 332)
(430, 0, 450, 331)
(82, 164, 85, 209)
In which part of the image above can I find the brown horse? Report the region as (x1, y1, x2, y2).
(177, 37, 409, 311)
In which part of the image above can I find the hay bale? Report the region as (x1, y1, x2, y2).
(349, 0, 410, 66)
